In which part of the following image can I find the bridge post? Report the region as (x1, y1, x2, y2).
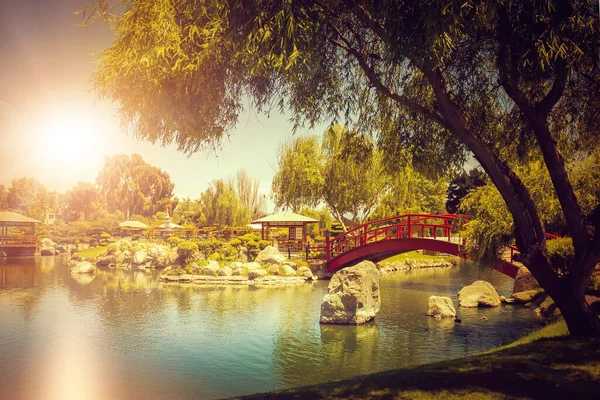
(407, 216, 412, 238)
(325, 231, 331, 261)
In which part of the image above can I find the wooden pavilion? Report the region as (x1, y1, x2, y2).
(252, 212, 318, 248)
(118, 220, 149, 236)
(0, 211, 41, 257)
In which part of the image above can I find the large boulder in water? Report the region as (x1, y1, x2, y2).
(132, 250, 148, 265)
(513, 267, 540, 294)
(40, 246, 56, 256)
(426, 296, 456, 318)
(254, 246, 286, 264)
(320, 261, 381, 324)
(458, 281, 501, 307)
(70, 261, 96, 274)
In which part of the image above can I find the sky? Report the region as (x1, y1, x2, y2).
(0, 0, 328, 210)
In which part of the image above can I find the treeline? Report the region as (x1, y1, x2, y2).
(271, 125, 452, 232)
(0, 154, 269, 237)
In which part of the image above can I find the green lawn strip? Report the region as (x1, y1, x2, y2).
(234, 320, 600, 400)
(74, 246, 107, 260)
(383, 250, 451, 262)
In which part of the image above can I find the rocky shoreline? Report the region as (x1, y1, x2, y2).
(377, 257, 459, 274)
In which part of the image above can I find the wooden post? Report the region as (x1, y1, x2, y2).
(407, 216, 412, 238)
(325, 230, 331, 261)
(261, 223, 265, 240)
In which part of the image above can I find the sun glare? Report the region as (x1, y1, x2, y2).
(29, 106, 108, 177)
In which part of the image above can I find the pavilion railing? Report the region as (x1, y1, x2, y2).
(278, 241, 327, 261)
(0, 235, 38, 246)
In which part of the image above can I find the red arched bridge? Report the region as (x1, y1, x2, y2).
(298, 213, 554, 278)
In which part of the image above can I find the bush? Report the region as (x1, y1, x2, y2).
(229, 238, 242, 248)
(258, 240, 271, 250)
(587, 274, 600, 295)
(168, 236, 182, 248)
(196, 238, 223, 259)
(177, 240, 199, 265)
(220, 244, 238, 262)
(239, 233, 261, 244)
(100, 232, 111, 239)
(547, 237, 575, 273)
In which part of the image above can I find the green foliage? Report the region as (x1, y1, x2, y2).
(167, 236, 182, 248)
(0, 184, 7, 210)
(96, 154, 176, 218)
(228, 238, 241, 248)
(272, 134, 324, 211)
(176, 240, 198, 265)
(238, 233, 261, 244)
(200, 179, 250, 227)
(371, 165, 447, 220)
(446, 169, 486, 214)
(173, 197, 205, 226)
(195, 238, 223, 259)
(547, 238, 575, 275)
(460, 182, 513, 263)
(300, 208, 333, 240)
(258, 240, 271, 250)
(587, 275, 600, 295)
(64, 181, 102, 222)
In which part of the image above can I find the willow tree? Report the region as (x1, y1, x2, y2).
(88, 1, 600, 335)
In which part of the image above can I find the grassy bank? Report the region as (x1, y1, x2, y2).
(74, 246, 107, 260)
(383, 250, 452, 262)
(235, 320, 600, 399)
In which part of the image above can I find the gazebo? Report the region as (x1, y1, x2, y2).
(0, 211, 41, 256)
(251, 212, 318, 245)
(119, 220, 149, 236)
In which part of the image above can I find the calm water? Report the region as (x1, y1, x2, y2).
(0, 257, 541, 400)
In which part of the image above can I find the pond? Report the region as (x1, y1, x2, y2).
(0, 257, 541, 399)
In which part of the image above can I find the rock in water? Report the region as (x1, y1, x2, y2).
(426, 296, 456, 318)
(70, 261, 96, 274)
(320, 261, 381, 324)
(132, 250, 148, 265)
(513, 267, 540, 294)
(457, 280, 502, 307)
(254, 246, 287, 264)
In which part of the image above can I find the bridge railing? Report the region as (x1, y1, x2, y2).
(326, 213, 469, 260)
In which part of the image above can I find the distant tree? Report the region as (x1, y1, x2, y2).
(446, 169, 486, 214)
(96, 154, 176, 218)
(200, 179, 250, 227)
(372, 166, 447, 220)
(232, 169, 267, 220)
(0, 185, 7, 210)
(272, 135, 324, 212)
(4, 178, 58, 220)
(173, 198, 206, 226)
(321, 125, 386, 230)
(64, 182, 101, 222)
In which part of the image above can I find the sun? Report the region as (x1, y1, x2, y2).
(32, 106, 106, 168)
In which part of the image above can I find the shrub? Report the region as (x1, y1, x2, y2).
(258, 240, 271, 250)
(168, 236, 182, 248)
(100, 232, 111, 239)
(239, 233, 261, 244)
(547, 237, 575, 273)
(229, 238, 242, 248)
(196, 238, 223, 259)
(219, 244, 238, 262)
(177, 240, 199, 265)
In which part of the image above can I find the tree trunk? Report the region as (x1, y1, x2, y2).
(526, 251, 600, 336)
(553, 284, 600, 337)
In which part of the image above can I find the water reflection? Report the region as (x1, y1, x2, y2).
(0, 256, 542, 399)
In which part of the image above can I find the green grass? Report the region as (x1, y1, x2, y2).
(74, 246, 107, 260)
(383, 250, 450, 262)
(235, 319, 600, 399)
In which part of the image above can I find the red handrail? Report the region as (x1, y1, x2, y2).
(327, 214, 469, 261)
